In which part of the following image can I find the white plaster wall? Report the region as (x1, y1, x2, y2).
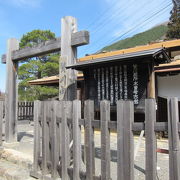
(157, 74, 180, 100)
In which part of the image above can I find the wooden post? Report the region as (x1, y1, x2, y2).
(117, 100, 134, 180)
(84, 100, 95, 180)
(31, 101, 41, 176)
(145, 99, 156, 180)
(0, 101, 3, 145)
(5, 38, 19, 142)
(61, 101, 71, 179)
(100, 100, 111, 180)
(60, 16, 77, 101)
(42, 102, 49, 176)
(168, 97, 180, 180)
(51, 101, 59, 179)
(73, 100, 81, 180)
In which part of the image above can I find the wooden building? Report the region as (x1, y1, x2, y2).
(67, 48, 170, 120)
(29, 74, 84, 100)
(29, 39, 180, 120)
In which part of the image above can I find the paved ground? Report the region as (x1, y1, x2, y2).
(1, 121, 169, 180)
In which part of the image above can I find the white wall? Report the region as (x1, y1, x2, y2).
(157, 73, 180, 100)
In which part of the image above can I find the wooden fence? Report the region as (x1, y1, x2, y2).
(30, 98, 180, 180)
(18, 101, 34, 121)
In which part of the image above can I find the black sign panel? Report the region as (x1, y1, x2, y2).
(93, 63, 149, 108)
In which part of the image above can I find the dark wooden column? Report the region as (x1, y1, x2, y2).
(147, 62, 155, 99)
(84, 69, 97, 102)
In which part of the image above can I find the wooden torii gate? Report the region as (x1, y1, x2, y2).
(1, 16, 89, 143)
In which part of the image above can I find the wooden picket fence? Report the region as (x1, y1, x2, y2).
(18, 101, 34, 121)
(30, 98, 180, 180)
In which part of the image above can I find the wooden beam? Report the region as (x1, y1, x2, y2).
(1, 31, 89, 63)
(13, 37, 61, 61)
(5, 38, 19, 142)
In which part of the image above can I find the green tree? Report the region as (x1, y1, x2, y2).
(18, 30, 59, 101)
(166, 2, 180, 39)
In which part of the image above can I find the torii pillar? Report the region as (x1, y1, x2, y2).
(59, 16, 78, 101)
(4, 16, 89, 143)
(5, 38, 19, 142)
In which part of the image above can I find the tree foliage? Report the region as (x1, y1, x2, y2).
(18, 30, 59, 101)
(166, 3, 180, 39)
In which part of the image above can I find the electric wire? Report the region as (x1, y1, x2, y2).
(82, 1, 172, 53)
(102, 3, 172, 50)
(83, 2, 172, 54)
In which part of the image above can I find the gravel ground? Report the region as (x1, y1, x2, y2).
(81, 130, 169, 180)
(3, 122, 169, 180)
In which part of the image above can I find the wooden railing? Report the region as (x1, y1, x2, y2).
(18, 101, 34, 121)
(30, 98, 180, 180)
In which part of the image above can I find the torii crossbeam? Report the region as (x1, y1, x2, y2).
(1, 16, 89, 142)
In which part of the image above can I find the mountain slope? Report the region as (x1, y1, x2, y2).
(101, 25, 168, 52)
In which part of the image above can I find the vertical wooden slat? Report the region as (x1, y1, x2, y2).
(66, 101, 73, 166)
(100, 100, 111, 180)
(32, 102, 34, 121)
(19, 102, 22, 120)
(51, 101, 59, 178)
(0, 101, 3, 145)
(32, 101, 41, 173)
(48, 101, 53, 174)
(84, 100, 95, 180)
(61, 101, 70, 180)
(17, 102, 19, 120)
(73, 100, 81, 180)
(168, 97, 180, 180)
(57, 101, 62, 170)
(117, 100, 134, 180)
(42, 101, 49, 176)
(145, 99, 156, 180)
(25, 102, 27, 119)
(23, 102, 25, 120)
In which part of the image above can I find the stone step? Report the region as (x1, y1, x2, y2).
(0, 159, 36, 180)
(0, 148, 35, 180)
(0, 148, 33, 169)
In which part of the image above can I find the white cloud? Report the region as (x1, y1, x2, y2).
(86, 0, 173, 53)
(0, 0, 42, 8)
(103, 0, 172, 38)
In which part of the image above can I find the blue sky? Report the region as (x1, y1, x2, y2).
(0, 0, 173, 92)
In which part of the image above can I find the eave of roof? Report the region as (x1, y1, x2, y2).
(155, 67, 180, 73)
(28, 75, 59, 85)
(29, 74, 84, 85)
(79, 39, 180, 62)
(67, 48, 171, 70)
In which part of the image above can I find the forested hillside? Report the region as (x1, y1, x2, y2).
(101, 25, 168, 52)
